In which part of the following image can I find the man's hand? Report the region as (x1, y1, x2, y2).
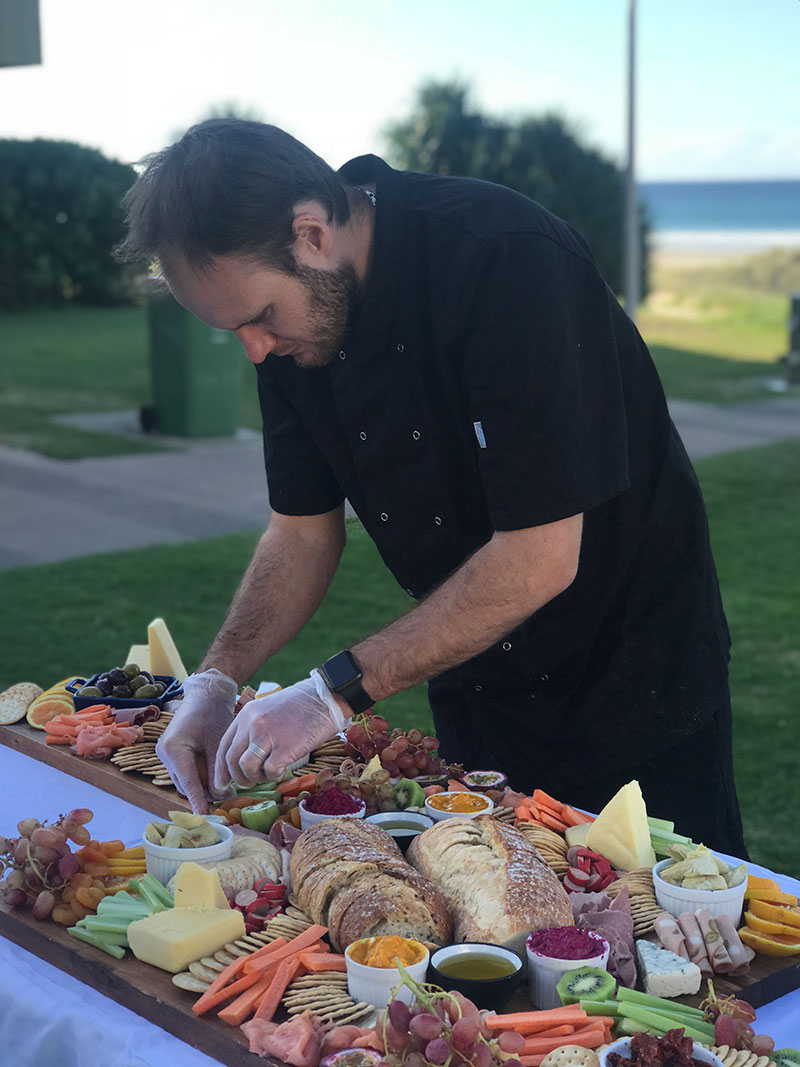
(214, 672, 350, 790)
(155, 669, 237, 813)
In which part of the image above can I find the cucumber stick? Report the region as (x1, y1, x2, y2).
(616, 986, 706, 1018)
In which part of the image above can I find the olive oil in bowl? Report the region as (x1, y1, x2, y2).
(429, 942, 523, 1012)
(434, 953, 518, 980)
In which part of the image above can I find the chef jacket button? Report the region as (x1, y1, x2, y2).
(412, 430, 421, 440)
(502, 641, 512, 651)
(540, 674, 549, 681)
(338, 350, 347, 360)
(380, 512, 388, 522)
(396, 343, 405, 352)
(406, 588, 414, 597)
(359, 431, 367, 441)
(434, 516, 442, 525)
(474, 685, 483, 692)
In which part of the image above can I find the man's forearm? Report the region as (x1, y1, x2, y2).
(199, 507, 346, 684)
(352, 515, 583, 702)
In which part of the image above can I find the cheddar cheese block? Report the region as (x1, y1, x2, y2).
(127, 907, 244, 972)
(147, 618, 187, 681)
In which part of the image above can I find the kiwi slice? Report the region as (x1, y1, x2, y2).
(556, 965, 616, 1005)
(773, 1052, 800, 1067)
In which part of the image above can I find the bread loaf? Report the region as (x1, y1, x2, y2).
(407, 815, 573, 954)
(290, 817, 452, 951)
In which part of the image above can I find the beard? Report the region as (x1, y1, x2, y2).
(286, 259, 360, 369)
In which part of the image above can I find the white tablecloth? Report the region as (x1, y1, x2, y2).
(2, 745, 799, 1064)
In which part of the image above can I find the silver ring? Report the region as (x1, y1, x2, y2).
(247, 741, 270, 762)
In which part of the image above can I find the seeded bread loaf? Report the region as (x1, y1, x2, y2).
(406, 815, 573, 954)
(290, 817, 452, 951)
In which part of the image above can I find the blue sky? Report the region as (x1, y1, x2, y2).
(1, 0, 798, 180)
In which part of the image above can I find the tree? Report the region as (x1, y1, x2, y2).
(0, 139, 136, 310)
(384, 82, 649, 297)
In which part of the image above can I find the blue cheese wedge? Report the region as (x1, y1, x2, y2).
(635, 938, 702, 997)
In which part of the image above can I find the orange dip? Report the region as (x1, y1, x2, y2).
(348, 935, 427, 968)
(427, 792, 490, 813)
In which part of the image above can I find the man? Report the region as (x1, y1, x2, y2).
(117, 119, 747, 855)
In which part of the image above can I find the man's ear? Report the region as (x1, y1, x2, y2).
(292, 210, 334, 262)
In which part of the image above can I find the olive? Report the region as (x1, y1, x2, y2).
(112, 684, 132, 698)
(122, 663, 140, 679)
(139, 670, 155, 685)
(95, 676, 113, 696)
(152, 682, 165, 697)
(129, 675, 149, 692)
(134, 683, 158, 699)
(108, 668, 128, 686)
(79, 685, 104, 698)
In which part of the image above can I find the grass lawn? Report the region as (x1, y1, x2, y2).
(2, 437, 800, 877)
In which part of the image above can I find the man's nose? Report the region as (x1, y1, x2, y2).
(235, 325, 276, 365)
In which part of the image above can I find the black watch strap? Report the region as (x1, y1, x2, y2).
(319, 650, 374, 715)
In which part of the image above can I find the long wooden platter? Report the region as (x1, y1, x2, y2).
(0, 721, 189, 818)
(0, 897, 277, 1067)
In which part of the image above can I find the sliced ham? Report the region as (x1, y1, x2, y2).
(696, 908, 735, 973)
(242, 1009, 324, 1066)
(713, 912, 754, 974)
(573, 885, 637, 988)
(653, 912, 689, 959)
(677, 911, 713, 976)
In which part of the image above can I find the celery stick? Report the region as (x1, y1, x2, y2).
(616, 986, 705, 1017)
(129, 873, 173, 911)
(68, 926, 126, 959)
(580, 999, 620, 1016)
(649, 827, 694, 846)
(79, 915, 133, 935)
(614, 1016, 660, 1037)
(647, 816, 675, 833)
(616, 1004, 712, 1042)
(96, 899, 150, 919)
(618, 1005, 715, 1041)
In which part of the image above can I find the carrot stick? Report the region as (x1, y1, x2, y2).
(297, 952, 346, 972)
(252, 956, 301, 1021)
(522, 1026, 605, 1053)
(446, 779, 473, 791)
(532, 789, 565, 816)
(244, 925, 328, 974)
(560, 805, 595, 826)
(536, 810, 569, 833)
(191, 938, 288, 1016)
(217, 961, 282, 1025)
(45, 735, 71, 745)
(485, 1008, 592, 1032)
(522, 1024, 574, 1039)
(277, 773, 317, 797)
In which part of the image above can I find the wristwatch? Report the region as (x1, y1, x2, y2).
(318, 650, 374, 715)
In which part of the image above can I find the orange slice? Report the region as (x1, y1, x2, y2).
(739, 927, 800, 957)
(744, 910, 800, 939)
(747, 875, 782, 893)
(744, 887, 799, 907)
(748, 898, 800, 929)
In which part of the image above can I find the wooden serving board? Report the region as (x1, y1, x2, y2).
(0, 898, 279, 1067)
(0, 722, 189, 818)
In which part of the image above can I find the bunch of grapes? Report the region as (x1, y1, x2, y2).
(380, 987, 524, 1067)
(0, 808, 103, 925)
(345, 713, 449, 781)
(314, 765, 398, 816)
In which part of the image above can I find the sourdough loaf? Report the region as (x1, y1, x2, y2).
(290, 817, 451, 951)
(407, 815, 573, 954)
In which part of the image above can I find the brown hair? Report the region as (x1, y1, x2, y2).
(115, 119, 353, 274)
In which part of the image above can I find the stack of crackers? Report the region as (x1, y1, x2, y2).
(603, 867, 663, 935)
(0, 682, 43, 725)
(110, 712, 174, 787)
(296, 738, 348, 776)
(515, 823, 571, 878)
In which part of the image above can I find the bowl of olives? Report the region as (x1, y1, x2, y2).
(66, 664, 181, 711)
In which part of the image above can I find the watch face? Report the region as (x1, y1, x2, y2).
(323, 651, 360, 691)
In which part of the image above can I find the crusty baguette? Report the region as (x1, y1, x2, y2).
(407, 815, 573, 955)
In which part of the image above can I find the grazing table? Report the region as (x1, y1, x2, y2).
(2, 745, 800, 1066)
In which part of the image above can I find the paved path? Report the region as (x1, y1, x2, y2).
(1, 398, 799, 570)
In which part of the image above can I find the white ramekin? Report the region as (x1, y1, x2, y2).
(299, 796, 366, 831)
(652, 857, 747, 924)
(424, 792, 494, 821)
(143, 821, 234, 885)
(526, 930, 609, 1009)
(345, 937, 430, 1008)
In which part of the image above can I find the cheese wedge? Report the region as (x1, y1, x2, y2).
(125, 644, 151, 671)
(147, 618, 187, 681)
(173, 862, 229, 910)
(585, 779, 656, 871)
(127, 906, 244, 972)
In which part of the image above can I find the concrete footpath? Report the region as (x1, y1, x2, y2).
(1, 397, 799, 570)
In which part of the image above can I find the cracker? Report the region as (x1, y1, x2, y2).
(199, 956, 226, 972)
(289, 974, 349, 986)
(224, 943, 250, 956)
(172, 972, 212, 992)
(284, 992, 353, 1008)
(189, 961, 222, 982)
(314, 1002, 374, 1025)
(214, 950, 238, 965)
(0, 682, 44, 724)
(539, 1046, 600, 1067)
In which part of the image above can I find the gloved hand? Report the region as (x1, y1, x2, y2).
(214, 670, 350, 790)
(156, 669, 238, 813)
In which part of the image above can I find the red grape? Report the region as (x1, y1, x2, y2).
(413, 749, 428, 769)
(751, 1035, 774, 1055)
(407, 728, 423, 745)
(384, 1024, 410, 1051)
(361, 740, 376, 761)
(382, 746, 398, 763)
(405, 1055, 426, 1067)
(13, 838, 29, 864)
(31, 827, 66, 849)
(64, 823, 91, 846)
(393, 736, 409, 752)
(397, 753, 415, 772)
(347, 724, 367, 747)
(65, 808, 93, 826)
(714, 1015, 736, 1045)
(497, 1032, 525, 1055)
(471, 1043, 491, 1067)
(4, 870, 24, 891)
(422, 736, 440, 751)
(17, 818, 40, 837)
(58, 852, 80, 880)
(374, 735, 390, 753)
(451, 1016, 480, 1051)
(410, 1014, 443, 1040)
(31, 845, 60, 865)
(385, 762, 400, 778)
(371, 716, 389, 733)
(425, 1039, 450, 1064)
(3, 887, 27, 907)
(32, 890, 56, 920)
(388, 999, 411, 1033)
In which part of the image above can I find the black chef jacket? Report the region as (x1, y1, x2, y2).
(255, 155, 732, 807)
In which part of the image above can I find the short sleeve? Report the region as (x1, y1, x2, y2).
(256, 362, 345, 516)
(460, 233, 630, 531)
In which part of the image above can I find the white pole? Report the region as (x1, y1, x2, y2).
(623, 0, 640, 321)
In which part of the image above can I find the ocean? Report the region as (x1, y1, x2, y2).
(638, 179, 800, 253)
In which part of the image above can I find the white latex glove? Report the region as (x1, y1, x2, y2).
(155, 669, 237, 813)
(214, 670, 350, 790)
